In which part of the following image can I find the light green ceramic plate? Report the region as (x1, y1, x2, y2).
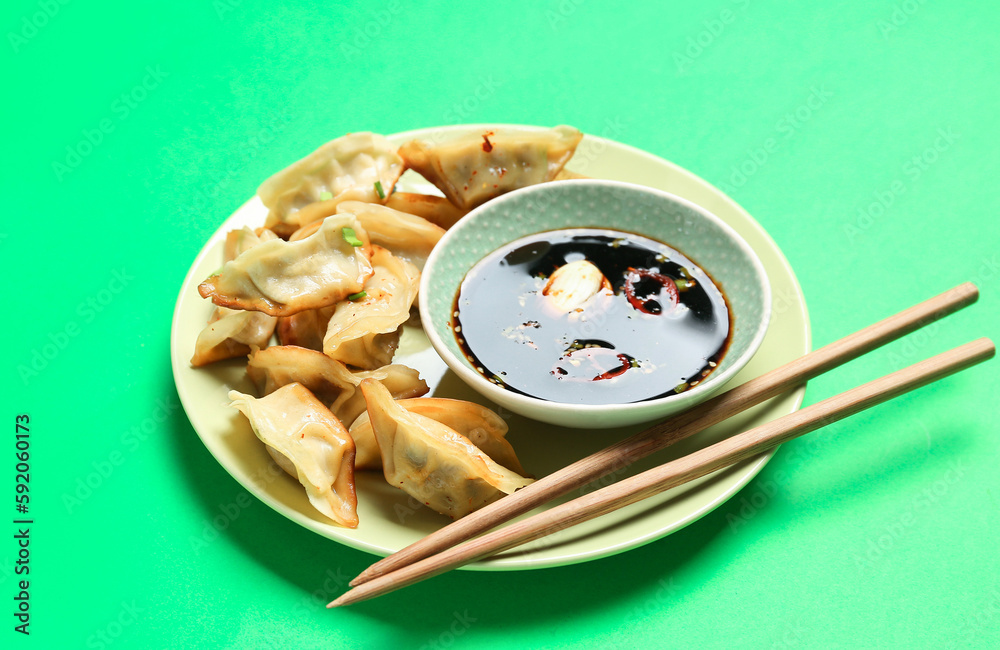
(170, 124, 810, 571)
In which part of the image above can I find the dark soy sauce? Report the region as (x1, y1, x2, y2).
(452, 228, 731, 405)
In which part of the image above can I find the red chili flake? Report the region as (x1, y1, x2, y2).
(623, 268, 678, 315)
(552, 348, 634, 382)
(482, 131, 494, 152)
(593, 354, 632, 381)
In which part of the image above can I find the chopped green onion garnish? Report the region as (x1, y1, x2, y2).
(319, 191, 333, 201)
(341, 227, 363, 247)
(374, 180, 385, 199)
(347, 290, 367, 301)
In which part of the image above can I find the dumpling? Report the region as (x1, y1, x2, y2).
(398, 125, 583, 210)
(191, 227, 279, 366)
(275, 306, 334, 350)
(360, 379, 533, 519)
(223, 225, 279, 261)
(198, 215, 374, 317)
(335, 201, 444, 269)
(258, 132, 404, 238)
(228, 383, 358, 527)
(190, 306, 278, 366)
(383, 191, 468, 229)
(322, 246, 420, 369)
(349, 397, 526, 474)
(289, 202, 443, 269)
(246, 345, 428, 425)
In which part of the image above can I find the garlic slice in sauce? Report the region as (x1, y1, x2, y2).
(541, 259, 611, 312)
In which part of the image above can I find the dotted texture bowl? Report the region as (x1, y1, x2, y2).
(420, 179, 771, 428)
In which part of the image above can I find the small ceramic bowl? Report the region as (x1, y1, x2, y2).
(419, 179, 771, 428)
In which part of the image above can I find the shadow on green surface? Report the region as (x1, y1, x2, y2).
(165, 373, 978, 644)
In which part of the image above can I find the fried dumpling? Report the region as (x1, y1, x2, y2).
(322, 246, 420, 369)
(334, 201, 444, 270)
(349, 397, 525, 474)
(198, 215, 374, 317)
(191, 227, 280, 366)
(290, 202, 444, 269)
(383, 191, 468, 229)
(259, 132, 404, 238)
(228, 383, 358, 527)
(247, 345, 428, 425)
(398, 125, 584, 210)
(360, 379, 533, 519)
(275, 306, 334, 350)
(190, 306, 278, 366)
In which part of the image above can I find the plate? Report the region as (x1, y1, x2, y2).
(170, 125, 810, 570)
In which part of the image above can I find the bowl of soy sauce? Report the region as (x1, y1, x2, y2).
(419, 179, 771, 429)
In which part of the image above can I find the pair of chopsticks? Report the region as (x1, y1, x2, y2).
(329, 282, 992, 607)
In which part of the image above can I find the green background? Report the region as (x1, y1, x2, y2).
(5, 0, 999, 647)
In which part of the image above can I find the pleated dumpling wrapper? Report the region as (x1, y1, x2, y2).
(349, 397, 526, 475)
(322, 246, 421, 370)
(191, 227, 279, 366)
(335, 201, 445, 270)
(398, 125, 583, 210)
(258, 131, 404, 238)
(383, 191, 468, 230)
(198, 215, 374, 317)
(246, 345, 428, 426)
(228, 383, 358, 528)
(360, 379, 533, 519)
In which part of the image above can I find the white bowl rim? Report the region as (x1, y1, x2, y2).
(418, 178, 773, 418)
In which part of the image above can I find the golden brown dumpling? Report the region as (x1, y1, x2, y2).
(259, 132, 403, 238)
(360, 380, 532, 519)
(198, 215, 374, 317)
(398, 125, 583, 210)
(228, 383, 358, 527)
(322, 246, 420, 369)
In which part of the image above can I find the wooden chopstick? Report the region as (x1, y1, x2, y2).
(349, 282, 979, 587)
(330, 337, 995, 606)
